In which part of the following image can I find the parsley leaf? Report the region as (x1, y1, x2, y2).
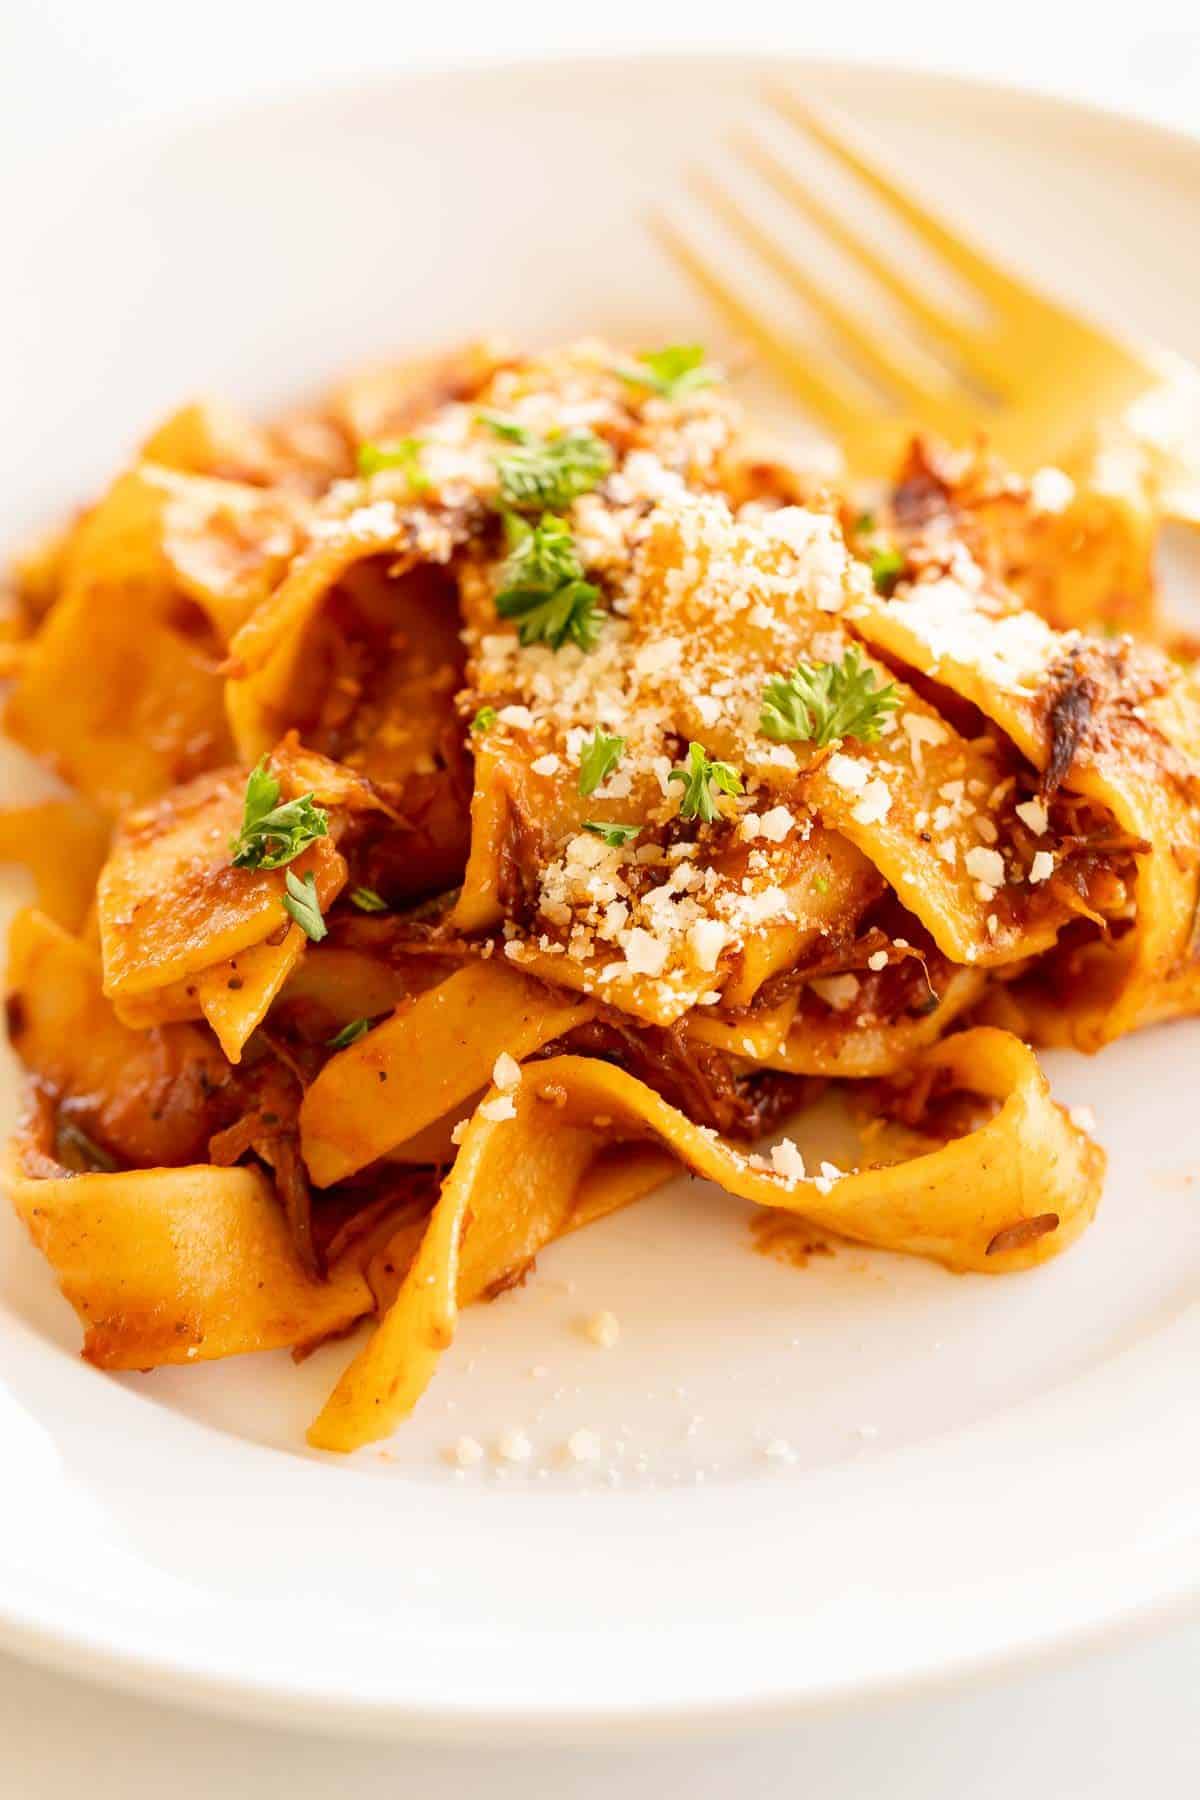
(853, 511, 905, 595)
(868, 545, 905, 595)
(582, 820, 640, 847)
(229, 760, 329, 870)
(470, 705, 497, 737)
(499, 579, 602, 650)
(494, 513, 603, 651)
(577, 729, 626, 796)
(327, 1016, 372, 1050)
(283, 868, 327, 942)
(759, 645, 898, 748)
(477, 412, 533, 443)
(616, 344, 716, 401)
(668, 741, 742, 823)
(500, 507, 579, 580)
(356, 436, 430, 492)
(496, 430, 612, 513)
(349, 886, 388, 913)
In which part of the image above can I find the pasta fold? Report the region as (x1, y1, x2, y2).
(0, 800, 110, 933)
(300, 961, 594, 1186)
(849, 586, 1200, 1046)
(8, 1146, 371, 1368)
(5, 470, 234, 812)
(309, 1027, 1102, 1449)
(95, 743, 367, 1031)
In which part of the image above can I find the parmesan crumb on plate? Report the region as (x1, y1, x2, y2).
(583, 1309, 620, 1348)
(496, 1428, 533, 1464)
(448, 1435, 484, 1469)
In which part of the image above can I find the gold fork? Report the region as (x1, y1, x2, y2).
(654, 85, 1200, 520)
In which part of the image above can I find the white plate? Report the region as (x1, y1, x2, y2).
(0, 54, 1198, 1742)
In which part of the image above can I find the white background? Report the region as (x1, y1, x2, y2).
(2, 2, 1199, 1794)
(2, 2, 1200, 147)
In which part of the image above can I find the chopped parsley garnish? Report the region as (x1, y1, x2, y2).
(477, 412, 532, 443)
(496, 429, 613, 513)
(326, 1017, 372, 1050)
(868, 545, 905, 595)
(349, 886, 388, 913)
(853, 511, 905, 595)
(577, 729, 626, 796)
(668, 741, 742, 823)
(229, 760, 329, 870)
(500, 507, 579, 583)
(812, 874, 831, 894)
(356, 436, 430, 493)
(615, 344, 716, 401)
(582, 820, 640, 847)
(283, 868, 327, 942)
(759, 645, 898, 748)
(470, 705, 497, 737)
(494, 513, 603, 651)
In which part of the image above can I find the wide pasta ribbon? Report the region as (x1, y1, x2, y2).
(5, 468, 237, 813)
(92, 742, 396, 1059)
(689, 965, 987, 1077)
(7, 1139, 372, 1369)
(308, 1027, 1103, 1451)
(453, 494, 1090, 1039)
(300, 960, 595, 1185)
(849, 585, 1200, 1047)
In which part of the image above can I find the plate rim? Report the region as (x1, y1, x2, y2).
(2, 46, 1199, 1743)
(21, 42, 1200, 173)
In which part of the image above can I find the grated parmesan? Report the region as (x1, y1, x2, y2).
(479, 1095, 517, 1123)
(965, 845, 1006, 888)
(584, 1310, 620, 1348)
(492, 1052, 522, 1093)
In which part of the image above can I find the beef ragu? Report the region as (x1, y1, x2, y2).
(2, 336, 1197, 1451)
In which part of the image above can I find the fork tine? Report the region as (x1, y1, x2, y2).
(766, 87, 1052, 321)
(688, 165, 959, 414)
(731, 126, 1011, 398)
(648, 212, 870, 438)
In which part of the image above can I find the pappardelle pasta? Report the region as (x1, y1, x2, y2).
(2, 338, 1194, 1452)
